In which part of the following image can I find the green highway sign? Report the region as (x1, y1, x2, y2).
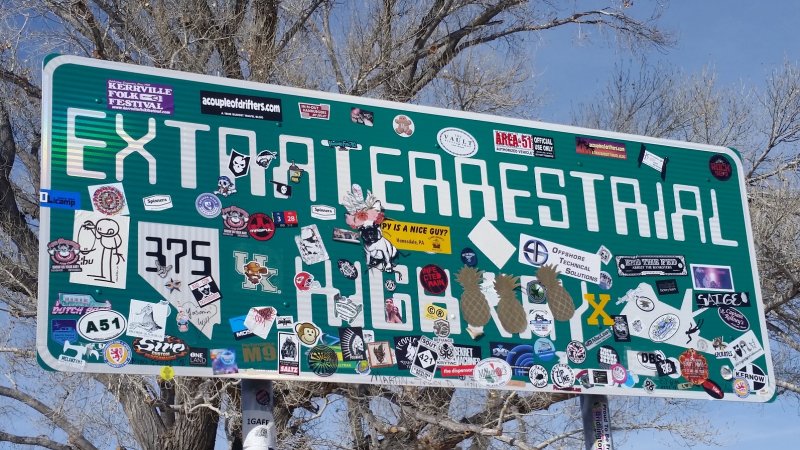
(37, 55, 774, 401)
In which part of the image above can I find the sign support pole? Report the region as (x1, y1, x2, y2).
(581, 394, 613, 450)
(241, 379, 277, 450)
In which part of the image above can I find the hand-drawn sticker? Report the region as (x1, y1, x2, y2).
(366, 341, 394, 369)
(528, 308, 553, 337)
(393, 114, 414, 137)
(255, 150, 278, 168)
(243, 306, 277, 339)
(228, 149, 251, 178)
(72, 211, 130, 287)
(247, 213, 276, 241)
(211, 348, 238, 375)
(126, 299, 170, 341)
(649, 313, 680, 342)
(271, 180, 293, 197)
(142, 194, 172, 211)
(597, 245, 613, 265)
(420, 264, 448, 295)
(308, 345, 338, 377)
(566, 340, 586, 364)
(278, 332, 300, 376)
(655, 279, 679, 295)
(718, 306, 750, 331)
(551, 363, 575, 389)
(47, 238, 82, 272)
(437, 127, 478, 157)
(351, 107, 374, 126)
(679, 349, 709, 385)
(339, 327, 366, 361)
(529, 364, 548, 388)
(334, 294, 363, 323)
(89, 183, 128, 216)
(337, 259, 358, 280)
(612, 315, 631, 342)
(214, 176, 237, 197)
(616, 255, 686, 277)
(195, 193, 222, 218)
(294, 322, 321, 347)
(709, 154, 733, 181)
(690, 264, 734, 291)
(597, 345, 619, 368)
(295, 224, 329, 265)
(103, 340, 132, 368)
(190, 276, 221, 307)
(221, 206, 250, 237)
(393, 335, 420, 370)
(576, 137, 626, 160)
(473, 357, 512, 387)
(77, 310, 127, 342)
(533, 338, 556, 362)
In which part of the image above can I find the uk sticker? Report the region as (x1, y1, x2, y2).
(410, 336, 439, 380)
(367, 341, 394, 368)
(278, 332, 300, 375)
(190, 276, 221, 307)
(71, 211, 130, 288)
(296, 224, 329, 264)
(126, 299, 169, 341)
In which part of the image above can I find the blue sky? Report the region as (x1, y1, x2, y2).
(530, 1, 800, 448)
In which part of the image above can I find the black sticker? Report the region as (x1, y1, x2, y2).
(271, 181, 292, 197)
(616, 255, 686, 277)
(597, 345, 619, 368)
(337, 259, 358, 280)
(393, 335, 420, 370)
(200, 90, 282, 121)
(419, 264, 448, 295)
(718, 306, 750, 331)
(656, 279, 679, 295)
(338, 327, 366, 361)
(308, 345, 338, 377)
(611, 315, 630, 342)
(228, 150, 251, 178)
(656, 358, 678, 377)
(461, 247, 478, 267)
(189, 276, 221, 307)
(695, 292, 751, 308)
(709, 154, 732, 181)
(189, 347, 209, 366)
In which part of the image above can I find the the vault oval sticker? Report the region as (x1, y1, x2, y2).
(437, 127, 478, 157)
(77, 310, 127, 342)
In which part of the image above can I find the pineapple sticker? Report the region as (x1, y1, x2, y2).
(537, 264, 575, 321)
(494, 274, 527, 334)
(456, 266, 491, 339)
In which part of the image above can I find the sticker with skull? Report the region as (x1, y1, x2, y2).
(341, 184, 401, 276)
(228, 150, 251, 178)
(214, 176, 237, 197)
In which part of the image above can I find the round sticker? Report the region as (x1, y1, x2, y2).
(709, 154, 733, 181)
(732, 377, 749, 398)
(473, 358, 512, 387)
(610, 364, 627, 384)
(103, 340, 132, 368)
(308, 345, 338, 377)
(437, 127, 478, 157)
(528, 308, 553, 337)
(247, 213, 276, 241)
(635, 296, 655, 312)
(534, 338, 556, 362)
(566, 340, 586, 364)
(160, 366, 175, 381)
(461, 247, 478, 267)
(195, 193, 222, 218)
(550, 363, 575, 389)
(529, 365, 548, 388)
(393, 115, 415, 137)
(385, 279, 397, 292)
(718, 306, 750, 331)
(92, 185, 125, 215)
(419, 264, 448, 294)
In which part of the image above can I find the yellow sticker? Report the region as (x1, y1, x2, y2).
(160, 366, 175, 381)
(424, 303, 447, 320)
(380, 220, 451, 254)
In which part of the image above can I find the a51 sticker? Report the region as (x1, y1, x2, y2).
(138, 222, 221, 338)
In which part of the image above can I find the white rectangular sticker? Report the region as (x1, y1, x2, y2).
(70, 210, 130, 289)
(518, 234, 601, 284)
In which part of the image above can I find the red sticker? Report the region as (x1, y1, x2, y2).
(92, 185, 125, 215)
(420, 264, 448, 294)
(248, 213, 275, 241)
(679, 349, 708, 385)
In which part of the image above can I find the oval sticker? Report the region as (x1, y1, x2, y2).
(77, 310, 127, 342)
(473, 358, 512, 387)
(437, 127, 478, 157)
(718, 306, 750, 331)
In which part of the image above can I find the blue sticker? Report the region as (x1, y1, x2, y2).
(533, 338, 555, 362)
(461, 247, 478, 267)
(229, 315, 255, 340)
(51, 319, 77, 345)
(195, 193, 222, 218)
(40, 189, 81, 210)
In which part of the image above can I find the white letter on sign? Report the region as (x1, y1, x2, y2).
(116, 114, 157, 184)
(67, 108, 106, 179)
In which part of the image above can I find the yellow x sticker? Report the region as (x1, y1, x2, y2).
(585, 293, 614, 326)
